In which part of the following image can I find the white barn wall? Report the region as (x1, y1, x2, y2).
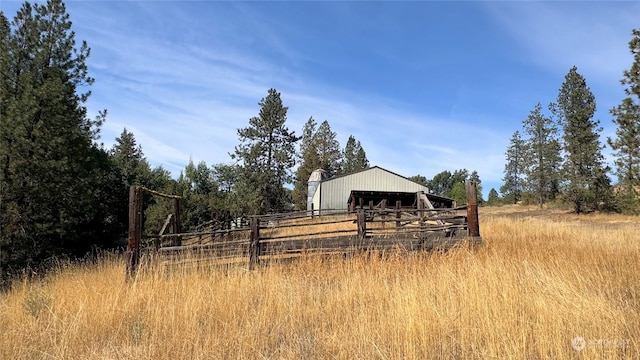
(312, 166, 429, 211)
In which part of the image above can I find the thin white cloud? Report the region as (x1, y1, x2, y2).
(484, 2, 638, 84)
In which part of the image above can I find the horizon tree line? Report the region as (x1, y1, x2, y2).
(498, 29, 640, 214)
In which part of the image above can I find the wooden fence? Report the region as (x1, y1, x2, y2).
(126, 182, 482, 278)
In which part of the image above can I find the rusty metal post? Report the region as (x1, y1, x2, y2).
(248, 217, 260, 270)
(466, 181, 480, 237)
(126, 186, 142, 279)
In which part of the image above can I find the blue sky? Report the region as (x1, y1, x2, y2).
(2, 1, 639, 198)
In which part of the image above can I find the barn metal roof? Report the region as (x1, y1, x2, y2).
(320, 166, 426, 187)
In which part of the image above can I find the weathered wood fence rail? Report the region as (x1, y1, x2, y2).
(126, 182, 482, 278)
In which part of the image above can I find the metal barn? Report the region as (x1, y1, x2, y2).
(308, 166, 451, 212)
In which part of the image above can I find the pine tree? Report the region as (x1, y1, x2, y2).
(551, 66, 610, 213)
(487, 188, 501, 206)
(299, 117, 317, 157)
(408, 175, 428, 186)
(0, 0, 116, 279)
(427, 170, 453, 197)
(340, 136, 356, 174)
(292, 118, 342, 210)
(180, 160, 217, 228)
(501, 131, 526, 204)
(339, 135, 369, 174)
(232, 88, 299, 214)
(292, 117, 319, 210)
(0, 13, 9, 111)
(109, 128, 177, 235)
(426, 169, 476, 200)
(111, 128, 145, 187)
(355, 143, 370, 170)
(608, 29, 640, 214)
(522, 103, 562, 208)
(445, 169, 479, 206)
(340, 136, 356, 175)
(211, 163, 240, 227)
(314, 120, 342, 177)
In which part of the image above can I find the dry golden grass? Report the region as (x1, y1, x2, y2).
(1, 206, 639, 359)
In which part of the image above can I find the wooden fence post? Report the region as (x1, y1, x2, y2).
(395, 200, 401, 228)
(418, 194, 425, 219)
(381, 199, 387, 225)
(172, 198, 181, 246)
(249, 217, 260, 270)
(126, 186, 142, 279)
(466, 181, 480, 237)
(357, 210, 367, 241)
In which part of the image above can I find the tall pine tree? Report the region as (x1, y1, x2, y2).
(501, 131, 526, 204)
(487, 188, 501, 206)
(608, 29, 640, 214)
(314, 120, 342, 177)
(522, 103, 562, 208)
(110, 128, 145, 187)
(339, 135, 369, 175)
(292, 117, 319, 210)
(552, 66, 610, 213)
(0, 0, 117, 279)
(232, 88, 299, 214)
(292, 118, 341, 210)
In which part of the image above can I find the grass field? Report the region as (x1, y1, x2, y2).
(1, 206, 638, 359)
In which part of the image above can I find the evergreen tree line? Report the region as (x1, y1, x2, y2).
(0, 1, 370, 282)
(497, 29, 640, 214)
(143, 89, 371, 232)
(408, 169, 483, 206)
